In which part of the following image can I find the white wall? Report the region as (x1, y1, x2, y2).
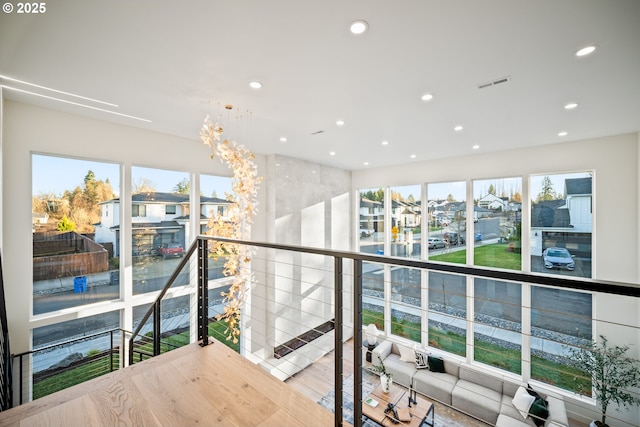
(2, 100, 267, 353)
(263, 154, 351, 342)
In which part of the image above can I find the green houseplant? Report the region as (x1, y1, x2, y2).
(567, 335, 640, 427)
(371, 355, 393, 392)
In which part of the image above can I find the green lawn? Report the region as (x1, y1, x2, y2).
(34, 352, 120, 399)
(430, 243, 522, 270)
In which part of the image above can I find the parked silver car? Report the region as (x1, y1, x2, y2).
(428, 238, 446, 249)
(542, 247, 575, 270)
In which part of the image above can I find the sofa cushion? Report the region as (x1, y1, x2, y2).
(496, 413, 534, 427)
(458, 365, 504, 394)
(413, 368, 458, 405)
(501, 394, 527, 421)
(452, 379, 502, 425)
(545, 395, 569, 427)
(503, 378, 521, 397)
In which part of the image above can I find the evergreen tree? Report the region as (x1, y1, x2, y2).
(536, 176, 557, 202)
(173, 178, 190, 194)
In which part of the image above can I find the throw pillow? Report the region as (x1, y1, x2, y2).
(528, 397, 550, 427)
(398, 345, 414, 363)
(415, 349, 429, 369)
(526, 384, 543, 400)
(427, 355, 445, 373)
(512, 386, 536, 419)
(526, 384, 548, 408)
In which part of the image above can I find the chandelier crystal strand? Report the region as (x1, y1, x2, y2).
(200, 115, 262, 344)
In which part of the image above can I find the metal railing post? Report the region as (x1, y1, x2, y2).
(153, 301, 161, 356)
(334, 257, 343, 427)
(353, 258, 363, 427)
(109, 330, 114, 372)
(198, 238, 210, 346)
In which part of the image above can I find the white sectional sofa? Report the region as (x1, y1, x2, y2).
(372, 339, 569, 427)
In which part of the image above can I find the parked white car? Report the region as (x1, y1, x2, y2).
(359, 228, 374, 237)
(543, 247, 575, 271)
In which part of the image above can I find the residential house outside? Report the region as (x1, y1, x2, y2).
(95, 192, 233, 257)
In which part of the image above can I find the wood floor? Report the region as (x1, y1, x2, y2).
(0, 338, 335, 427)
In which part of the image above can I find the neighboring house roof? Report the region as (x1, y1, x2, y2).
(565, 177, 592, 195)
(110, 220, 183, 230)
(478, 194, 505, 204)
(360, 197, 382, 208)
(102, 192, 233, 204)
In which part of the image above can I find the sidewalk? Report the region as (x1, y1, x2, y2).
(363, 295, 569, 357)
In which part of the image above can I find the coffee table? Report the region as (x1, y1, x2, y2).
(362, 382, 434, 427)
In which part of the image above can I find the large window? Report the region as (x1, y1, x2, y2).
(359, 188, 386, 329)
(388, 185, 422, 343)
(32, 155, 120, 315)
(530, 287, 592, 391)
(131, 166, 189, 295)
(530, 173, 592, 278)
(201, 174, 234, 281)
(358, 188, 384, 252)
(428, 272, 466, 356)
(474, 278, 522, 374)
(473, 177, 522, 270)
(427, 181, 467, 264)
(31, 311, 120, 398)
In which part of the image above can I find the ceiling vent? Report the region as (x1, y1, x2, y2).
(478, 76, 511, 89)
(311, 130, 325, 135)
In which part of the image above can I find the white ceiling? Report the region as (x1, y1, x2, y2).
(1, 0, 639, 171)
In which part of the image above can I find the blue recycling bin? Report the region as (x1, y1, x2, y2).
(74, 276, 87, 293)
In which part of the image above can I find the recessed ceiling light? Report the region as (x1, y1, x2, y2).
(410, 154, 417, 159)
(558, 131, 568, 137)
(382, 140, 389, 146)
(280, 137, 287, 142)
(336, 120, 345, 126)
(564, 102, 578, 110)
(454, 125, 464, 132)
(363, 161, 369, 166)
(311, 170, 317, 174)
(350, 20, 368, 35)
(472, 145, 480, 150)
(329, 151, 336, 156)
(421, 93, 434, 101)
(249, 81, 262, 89)
(575, 46, 597, 57)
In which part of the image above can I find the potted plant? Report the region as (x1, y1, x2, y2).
(371, 355, 393, 392)
(567, 335, 640, 427)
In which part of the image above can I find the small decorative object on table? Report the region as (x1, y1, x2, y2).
(365, 396, 379, 408)
(371, 355, 393, 392)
